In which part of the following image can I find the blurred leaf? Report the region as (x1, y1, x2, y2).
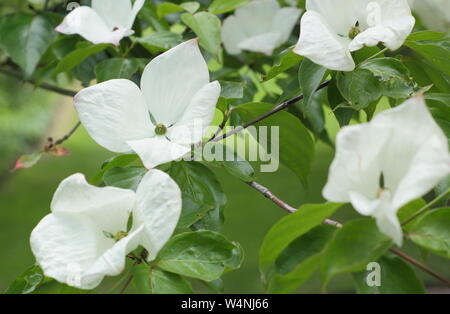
(170, 161, 226, 230)
(47, 146, 70, 156)
(95, 58, 140, 82)
(12, 152, 43, 172)
(136, 31, 183, 51)
(133, 264, 193, 294)
(5, 265, 50, 294)
(209, 0, 250, 14)
(181, 12, 222, 59)
(268, 225, 336, 293)
(352, 254, 425, 294)
(264, 49, 302, 82)
(53, 43, 109, 75)
(156, 2, 200, 18)
(219, 81, 245, 100)
(407, 207, 450, 259)
(232, 102, 315, 186)
(397, 198, 426, 223)
(406, 40, 450, 76)
(321, 219, 392, 288)
(259, 203, 342, 280)
(298, 58, 327, 109)
(103, 166, 147, 190)
(90, 154, 140, 185)
(327, 77, 353, 127)
(157, 230, 242, 281)
(0, 13, 57, 77)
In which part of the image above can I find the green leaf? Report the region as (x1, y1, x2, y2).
(337, 69, 382, 109)
(95, 58, 140, 82)
(264, 49, 303, 81)
(219, 81, 245, 100)
(53, 43, 109, 75)
(169, 161, 226, 230)
(407, 31, 447, 42)
(5, 265, 49, 294)
(209, 0, 250, 14)
(181, 12, 222, 59)
(157, 230, 242, 281)
(90, 154, 140, 185)
(321, 219, 392, 288)
(359, 58, 415, 99)
(352, 254, 425, 294)
(406, 40, 450, 76)
(259, 203, 342, 279)
(0, 13, 57, 77)
(407, 207, 450, 259)
(12, 152, 43, 171)
(397, 198, 426, 223)
(232, 102, 315, 186)
(133, 264, 193, 294)
(156, 2, 200, 18)
(298, 58, 327, 109)
(136, 31, 183, 51)
(102, 166, 147, 190)
(267, 225, 336, 293)
(327, 77, 354, 127)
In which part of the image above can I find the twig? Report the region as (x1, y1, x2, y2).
(402, 187, 450, 225)
(0, 68, 77, 97)
(47, 121, 81, 149)
(390, 248, 450, 287)
(210, 81, 330, 143)
(246, 180, 449, 287)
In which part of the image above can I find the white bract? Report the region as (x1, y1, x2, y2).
(74, 39, 221, 169)
(408, 0, 450, 32)
(221, 0, 302, 56)
(55, 0, 145, 45)
(30, 170, 181, 289)
(294, 0, 415, 71)
(323, 96, 450, 246)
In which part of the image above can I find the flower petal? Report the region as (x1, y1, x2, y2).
(235, 0, 280, 35)
(349, 0, 415, 51)
(271, 8, 302, 43)
(133, 170, 182, 261)
(74, 79, 154, 153)
(375, 210, 403, 246)
(127, 136, 191, 169)
(140, 39, 210, 126)
(55, 6, 124, 45)
(293, 11, 355, 71)
(222, 15, 248, 55)
(91, 0, 132, 30)
(30, 213, 112, 289)
(51, 173, 135, 234)
(238, 32, 282, 56)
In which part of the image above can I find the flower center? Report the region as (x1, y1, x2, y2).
(154, 123, 167, 136)
(348, 26, 361, 39)
(103, 230, 128, 242)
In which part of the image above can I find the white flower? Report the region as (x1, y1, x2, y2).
(30, 170, 181, 289)
(74, 39, 221, 169)
(294, 0, 415, 71)
(55, 0, 145, 45)
(408, 0, 450, 32)
(221, 0, 302, 56)
(323, 96, 450, 246)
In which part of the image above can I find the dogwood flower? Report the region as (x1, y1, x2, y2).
(408, 0, 450, 32)
(221, 0, 302, 56)
(30, 170, 181, 289)
(323, 96, 450, 246)
(294, 0, 415, 71)
(74, 39, 221, 169)
(55, 0, 145, 45)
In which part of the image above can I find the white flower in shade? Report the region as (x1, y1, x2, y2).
(30, 170, 181, 289)
(74, 39, 221, 169)
(323, 96, 450, 246)
(408, 0, 450, 32)
(294, 0, 415, 71)
(221, 0, 302, 56)
(55, 0, 145, 45)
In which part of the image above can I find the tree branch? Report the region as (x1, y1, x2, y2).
(246, 180, 449, 287)
(0, 68, 77, 97)
(211, 80, 330, 143)
(47, 121, 81, 149)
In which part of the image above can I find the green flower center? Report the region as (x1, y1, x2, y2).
(348, 26, 361, 40)
(103, 230, 128, 242)
(154, 123, 167, 135)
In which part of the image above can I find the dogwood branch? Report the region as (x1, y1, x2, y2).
(47, 121, 81, 149)
(0, 68, 77, 97)
(247, 180, 449, 287)
(211, 80, 331, 143)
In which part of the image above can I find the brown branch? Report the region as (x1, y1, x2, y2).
(211, 80, 330, 143)
(247, 180, 449, 287)
(47, 121, 81, 149)
(0, 68, 77, 97)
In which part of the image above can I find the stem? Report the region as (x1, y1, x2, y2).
(401, 187, 450, 225)
(210, 81, 330, 143)
(48, 121, 81, 149)
(0, 68, 77, 97)
(119, 275, 134, 294)
(358, 47, 388, 65)
(390, 248, 450, 287)
(246, 180, 449, 287)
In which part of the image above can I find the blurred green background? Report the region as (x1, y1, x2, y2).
(0, 74, 449, 293)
